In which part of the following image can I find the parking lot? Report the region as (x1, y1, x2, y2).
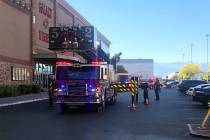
(176, 90, 209, 124)
(0, 88, 209, 140)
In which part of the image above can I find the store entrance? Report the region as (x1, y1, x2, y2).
(33, 63, 54, 90)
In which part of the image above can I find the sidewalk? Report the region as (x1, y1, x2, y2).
(0, 92, 49, 108)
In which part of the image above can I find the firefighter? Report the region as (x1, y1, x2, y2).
(154, 79, 161, 101)
(48, 74, 55, 106)
(128, 82, 136, 110)
(131, 90, 135, 109)
(130, 76, 139, 104)
(141, 81, 150, 105)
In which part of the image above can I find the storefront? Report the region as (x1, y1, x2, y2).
(0, 0, 111, 88)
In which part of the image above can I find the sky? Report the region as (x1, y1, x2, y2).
(67, 0, 210, 63)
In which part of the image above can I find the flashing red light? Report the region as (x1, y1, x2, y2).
(56, 62, 71, 65)
(128, 83, 133, 88)
(91, 61, 102, 65)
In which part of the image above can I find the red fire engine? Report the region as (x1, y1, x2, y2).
(54, 61, 117, 112)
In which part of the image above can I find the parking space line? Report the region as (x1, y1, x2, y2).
(175, 101, 192, 104)
(185, 117, 204, 120)
(180, 109, 207, 112)
(182, 112, 206, 116)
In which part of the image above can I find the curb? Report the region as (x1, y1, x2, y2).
(0, 97, 48, 108)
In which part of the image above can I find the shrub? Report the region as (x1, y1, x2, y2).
(11, 85, 21, 96)
(27, 85, 33, 93)
(20, 85, 29, 94)
(0, 84, 42, 98)
(32, 84, 41, 93)
(0, 85, 6, 97)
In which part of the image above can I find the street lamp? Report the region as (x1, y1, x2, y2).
(190, 44, 193, 63)
(207, 34, 209, 82)
(182, 53, 185, 66)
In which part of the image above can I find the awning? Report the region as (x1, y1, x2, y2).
(33, 53, 80, 64)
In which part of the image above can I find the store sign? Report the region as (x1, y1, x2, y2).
(37, 1, 53, 43)
(39, 2, 52, 19)
(39, 30, 49, 43)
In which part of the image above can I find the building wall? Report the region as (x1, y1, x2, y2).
(0, 0, 111, 86)
(0, 0, 31, 61)
(56, 3, 74, 27)
(0, 0, 32, 85)
(118, 60, 154, 79)
(32, 0, 55, 54)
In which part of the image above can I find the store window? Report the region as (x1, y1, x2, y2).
(33, 63, 53, 88)
(11, 66, 27, 81)
(35, 63, 53, 73)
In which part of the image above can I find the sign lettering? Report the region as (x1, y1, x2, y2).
(39, 2, 52, 19)
(39, 30, 49, 43)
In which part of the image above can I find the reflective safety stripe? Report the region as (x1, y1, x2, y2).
(131, 92, 135, 96)
(111, 81, 138, 94)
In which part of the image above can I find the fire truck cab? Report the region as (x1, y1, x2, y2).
(54, 61, 117, 112)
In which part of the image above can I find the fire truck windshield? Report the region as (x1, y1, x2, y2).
(56, 66, 100, 80)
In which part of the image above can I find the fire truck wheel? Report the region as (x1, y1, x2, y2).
(60, 104, 68, 113)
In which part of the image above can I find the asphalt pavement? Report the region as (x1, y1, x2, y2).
(0, 88, 209, 140)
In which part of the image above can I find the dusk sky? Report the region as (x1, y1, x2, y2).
(67, 0, 210, 63)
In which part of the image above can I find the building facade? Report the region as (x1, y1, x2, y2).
(0, 0, 32, 85)
(0, 0, 111, 88)
(118, 59, 154, 80)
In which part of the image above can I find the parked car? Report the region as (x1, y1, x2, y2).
(178, 80, 208, 92)
(192, 86, 210, 106)
(165, 80, 179, 88)
(186, 84, 210, 96)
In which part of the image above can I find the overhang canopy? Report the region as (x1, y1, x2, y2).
(33, 53, 80, 64)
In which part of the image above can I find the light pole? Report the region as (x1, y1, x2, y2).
(190, 44, 193, 63)
(182, 53, 185, 66)
(207, 34, 209, 81)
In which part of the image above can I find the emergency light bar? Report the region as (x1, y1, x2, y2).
(91, 61, 107, 65)
(56, 62, 71, 66)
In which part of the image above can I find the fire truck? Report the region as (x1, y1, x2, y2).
(48, 26, 121, 112)
(54, 61, 117, 112)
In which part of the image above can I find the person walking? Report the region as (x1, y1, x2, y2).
(154, 79, 161, 101)
(140, 81, 150, 105)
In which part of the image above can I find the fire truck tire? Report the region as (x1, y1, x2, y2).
(60, 104, 68, 113)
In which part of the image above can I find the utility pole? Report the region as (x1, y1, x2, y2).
(182, 53, 185, 66)
(207, 34, 209, 82)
